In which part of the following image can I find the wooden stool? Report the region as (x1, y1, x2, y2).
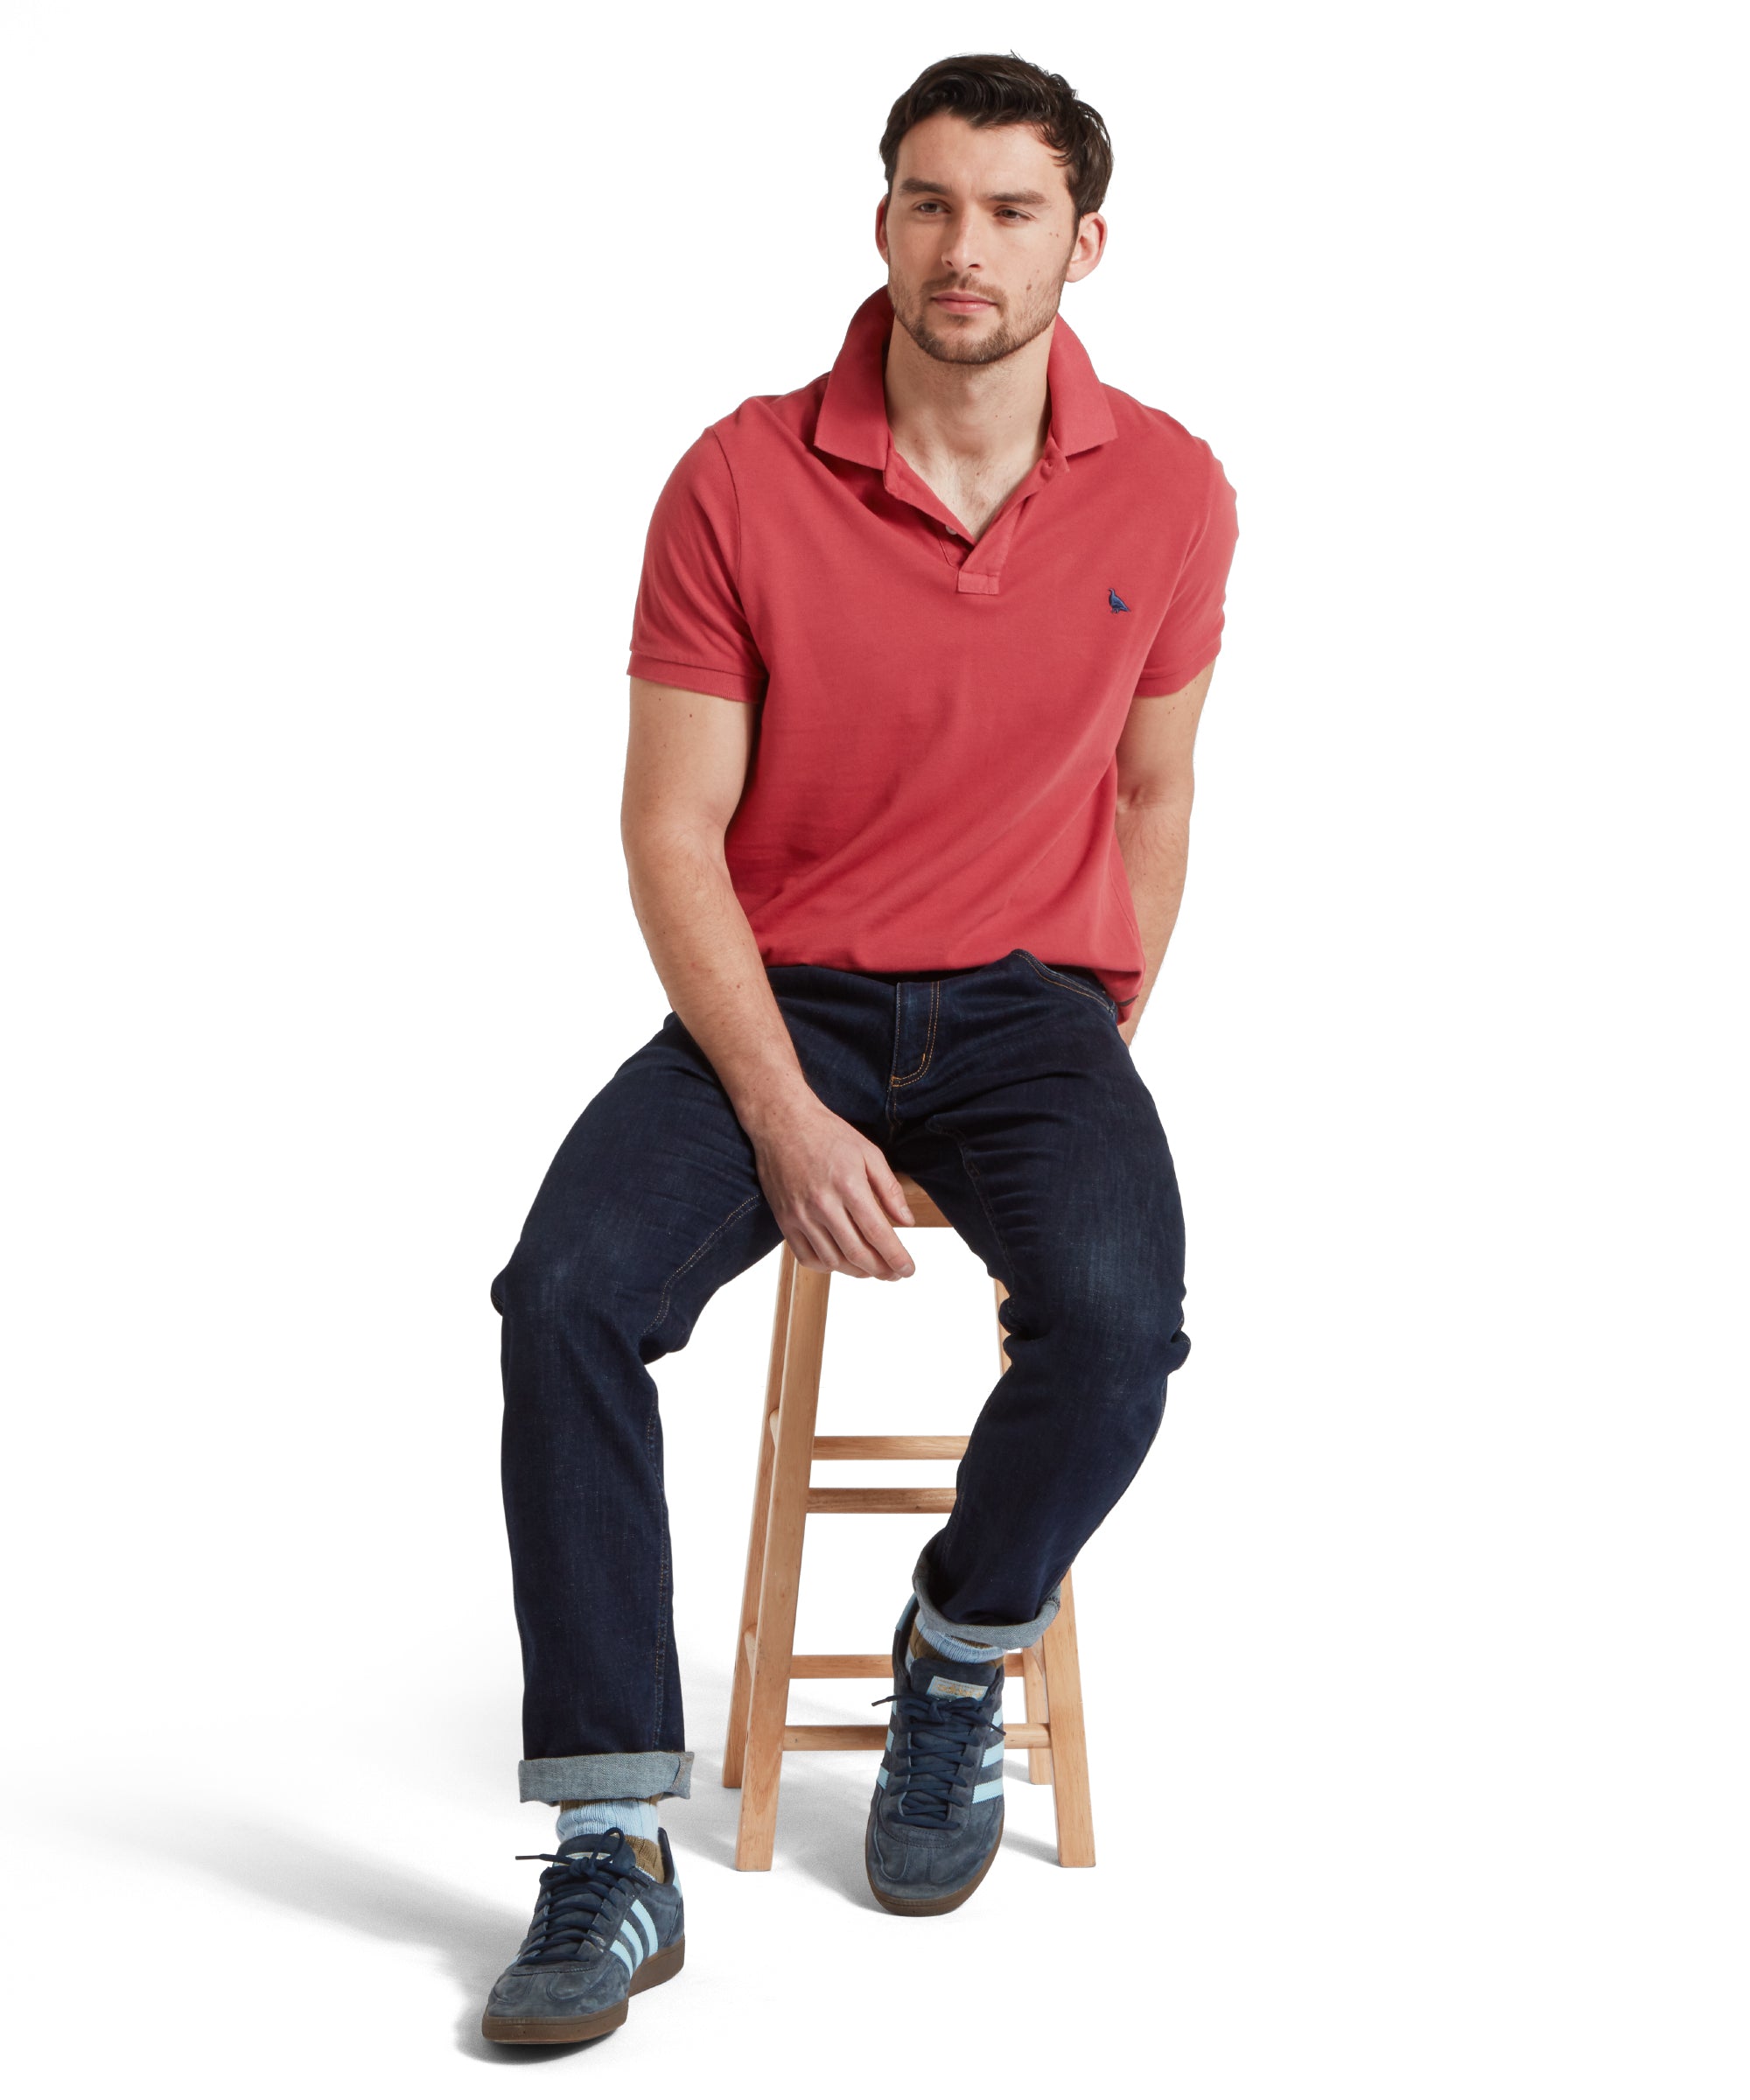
(722, 1172, 1096, 1872)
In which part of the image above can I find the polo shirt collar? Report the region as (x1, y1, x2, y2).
(814, 284, 1117, 471)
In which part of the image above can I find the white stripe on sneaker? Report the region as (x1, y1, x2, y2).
(971, 1777, 1003, 1802)
(629, 1900, 659, 1962)
(608, 1936, 636, 1974)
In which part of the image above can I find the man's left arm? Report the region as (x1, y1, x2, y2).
(1110, 660, 1216, 1045)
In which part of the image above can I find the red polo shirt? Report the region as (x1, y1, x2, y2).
(626, 284, 1238, 1012)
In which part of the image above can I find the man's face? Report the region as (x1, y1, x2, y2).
(877, 109, 1102, 368)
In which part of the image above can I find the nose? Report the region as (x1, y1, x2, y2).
(937, 215, 984, 278)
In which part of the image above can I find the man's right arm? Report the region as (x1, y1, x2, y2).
(620, 676, 915, 1282)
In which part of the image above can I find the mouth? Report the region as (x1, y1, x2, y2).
(932, 293, 996, 315)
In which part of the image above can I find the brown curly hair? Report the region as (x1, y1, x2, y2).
(878, 52, 1115, 219)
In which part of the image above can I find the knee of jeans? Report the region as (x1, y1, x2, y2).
(491, 1235, 638, 1339)
(1050, 1284, 1187, 1397)
(1053, 1314, 1180, 1480)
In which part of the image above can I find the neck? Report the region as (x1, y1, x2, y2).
(880, 316, 1054, 474)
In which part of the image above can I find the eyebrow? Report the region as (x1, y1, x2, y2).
(896, 177, 1054, 207)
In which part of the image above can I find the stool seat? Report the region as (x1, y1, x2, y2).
(723, 1172, 1096, 1871)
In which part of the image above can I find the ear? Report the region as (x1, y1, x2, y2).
(874, 192, 890, 263)
(1065, 211, 1109, 285)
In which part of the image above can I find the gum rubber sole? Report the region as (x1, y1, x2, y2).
(480, 1937, 685, 2044)
(865, 1810, 1004, 1917)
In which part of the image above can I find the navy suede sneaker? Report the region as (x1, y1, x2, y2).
(480, 1827, 684, 2045)
(864, 1597, 1007, 1915)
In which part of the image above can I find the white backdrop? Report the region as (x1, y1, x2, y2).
(3, 3, 1744, 2092)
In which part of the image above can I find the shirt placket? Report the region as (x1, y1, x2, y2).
(881, 431, 1068, 597)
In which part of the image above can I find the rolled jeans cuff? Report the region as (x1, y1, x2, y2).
(518, 1751, 694, 1804)
(911, 1547, 1061, 1655)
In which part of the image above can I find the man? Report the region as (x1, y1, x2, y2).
(480, 52, 1239, 2044)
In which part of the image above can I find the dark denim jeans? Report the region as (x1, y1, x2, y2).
(491, 948, 1191, 1804)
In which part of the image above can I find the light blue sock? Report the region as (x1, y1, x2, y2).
(556, 1796, 660, 1847)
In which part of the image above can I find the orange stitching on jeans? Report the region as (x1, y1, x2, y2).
(643, 1192, 763, 1340)
(1020, 951, 1117, 1017)
(889, 977, 942, 1087)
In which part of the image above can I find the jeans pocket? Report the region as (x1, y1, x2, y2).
(1015, 948, 1120, 1021)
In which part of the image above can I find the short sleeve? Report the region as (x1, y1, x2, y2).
(626, 430, 768, 704)
(1132, 446, 1239, 699)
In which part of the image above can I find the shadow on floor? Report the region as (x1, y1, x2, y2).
(90, 1665, 1073, 2059)
(102, 1803, 604, 2062)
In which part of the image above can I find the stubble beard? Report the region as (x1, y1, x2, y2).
(891, 274, 1065, 368)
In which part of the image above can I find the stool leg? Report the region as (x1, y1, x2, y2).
(724, 1248, 795, 1789)
(735, 1263, 830, 1870)
(995, 1275, 1055, 1784)
(1020, 1638, 1054, 1784)
(1040, 1566, 1096, 1866)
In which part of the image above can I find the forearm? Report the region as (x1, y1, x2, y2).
(625, 823, 815, 1139)
(1112, 789, 1194, 1040)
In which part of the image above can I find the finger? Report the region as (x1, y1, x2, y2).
(843, 1183, 916, 1278)
(786, 1210, 859, 1277)
(785, 1222, 836, 1273)
(871, 1160, 916, 1227)
(851, 1191, 918, 1278)
(807, 1199, 892, 1281)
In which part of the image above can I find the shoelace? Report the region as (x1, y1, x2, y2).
(872, 1690, 1003, 1827)
(510, 1833, 635, 1964)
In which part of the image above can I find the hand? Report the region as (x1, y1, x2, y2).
(749, 1100, 918, 1280)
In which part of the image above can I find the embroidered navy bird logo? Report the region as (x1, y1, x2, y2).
(1108, 587, 1130, 612)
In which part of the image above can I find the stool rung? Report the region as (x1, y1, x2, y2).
(812, 1435, 969, 1460)
(783, 1723, 1050, 1751)
(783, 1652, 1027, 1678)
(766, 1423, 971, 1462)
(742, 1634, 1028, 1679)
(805, 1487, 956, 1514)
